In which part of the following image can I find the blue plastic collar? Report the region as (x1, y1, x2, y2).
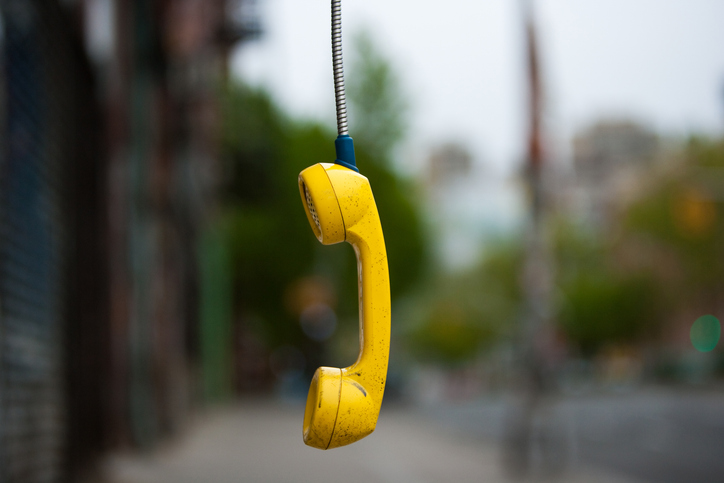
(334, 135, 358, 172)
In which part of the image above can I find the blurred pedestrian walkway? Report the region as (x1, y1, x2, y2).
(103, 399, 637, 483)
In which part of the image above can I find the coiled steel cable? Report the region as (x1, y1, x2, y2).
(331, 0, 348, 136)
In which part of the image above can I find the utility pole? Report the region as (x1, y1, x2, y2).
(503, 0, 564, 476)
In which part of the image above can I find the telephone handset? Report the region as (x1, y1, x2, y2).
(298, 161, 391, 449)
(297, 0, 391, 449)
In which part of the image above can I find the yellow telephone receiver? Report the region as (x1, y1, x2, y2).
(298, 160, 391, 449)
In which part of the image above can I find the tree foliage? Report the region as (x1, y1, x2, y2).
(347, 30, 408, 161)
(406, 241, 524, 366)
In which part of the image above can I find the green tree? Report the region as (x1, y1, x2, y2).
(406, 240, 525, 366)
(347, 30, 408, 161)
(622, 137, 724, 316)
(549, 219, 663, 355)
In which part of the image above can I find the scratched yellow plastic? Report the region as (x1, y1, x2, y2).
(298, 163, 391, 450)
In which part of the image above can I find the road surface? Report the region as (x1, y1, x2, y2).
(104, 397, 637, 483)
(424, 387, 724, 483)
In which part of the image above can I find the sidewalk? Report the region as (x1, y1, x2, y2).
(104, 399, 638, 483)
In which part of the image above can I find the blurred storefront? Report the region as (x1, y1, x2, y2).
(0, 0, 259, 480)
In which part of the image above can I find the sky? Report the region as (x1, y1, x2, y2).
(232, 0, 724, 175)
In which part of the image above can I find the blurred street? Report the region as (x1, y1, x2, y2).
(424, 388, 724, 483)
(104, 398, 639, 483)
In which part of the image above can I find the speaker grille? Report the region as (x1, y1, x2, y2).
(303, 182, 321, 233)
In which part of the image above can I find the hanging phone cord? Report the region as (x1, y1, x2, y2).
(330, 0, 357, 171)
(331, 0, 348, 136)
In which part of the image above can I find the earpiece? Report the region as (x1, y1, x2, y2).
(298, 162, 391, 449)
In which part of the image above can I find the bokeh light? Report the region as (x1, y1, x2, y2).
(690, 315, 721, 352)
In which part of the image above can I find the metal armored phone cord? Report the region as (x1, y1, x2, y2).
(331, 0, 348, 136)
(330, 0, 358, 172)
